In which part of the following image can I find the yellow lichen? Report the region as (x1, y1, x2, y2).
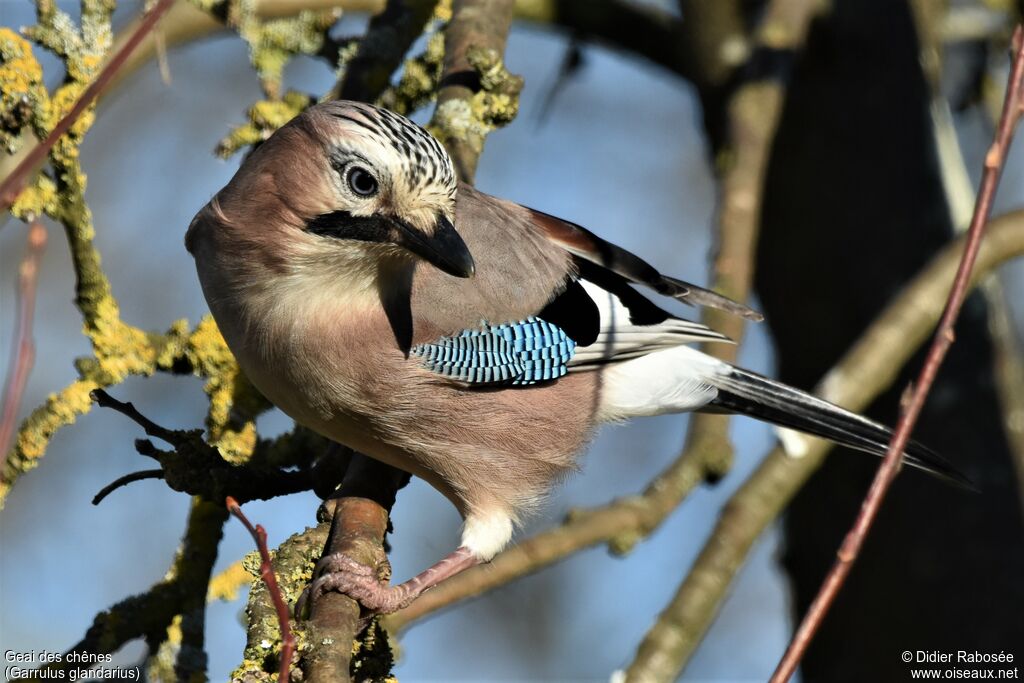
(428, 47, 523, 169)
(10, 175, 59, 220)
(208, 561, 254, 603)
(380, 31, 446, 115)
(0, 29, 46, 152)
(215, 91, 312, 158)
(239, 6, 339, 98)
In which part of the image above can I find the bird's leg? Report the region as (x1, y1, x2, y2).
(301, 546, 480, 615)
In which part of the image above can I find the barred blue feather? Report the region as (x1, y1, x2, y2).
(411, 317, 577, 385)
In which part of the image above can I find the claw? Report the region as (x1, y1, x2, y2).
(298, 546, 481, 618)
(297, 551, 413, 617)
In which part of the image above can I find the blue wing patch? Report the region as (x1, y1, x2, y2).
(411, 317, 577, 385)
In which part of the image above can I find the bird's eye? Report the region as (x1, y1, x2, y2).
(347, 167, 378, 197)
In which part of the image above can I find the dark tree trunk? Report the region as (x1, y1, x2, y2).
(755, 0, 1024, 679)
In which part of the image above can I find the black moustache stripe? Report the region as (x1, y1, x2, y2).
(306, 211, 393, 243)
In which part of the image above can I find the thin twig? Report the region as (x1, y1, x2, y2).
(0, 220, 47, 464)
(92, 469, 166, 505)
(769, 25, 1024, 683)
(912, 1, 1024, 514)
(226, 496, 296, 683)
(0, 0, 177, 212)
(90, 389, 179, 445)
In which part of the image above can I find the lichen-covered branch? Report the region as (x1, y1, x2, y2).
(228, 497, 297, 683)
(301, 456, 409, 683)
(1, 0, 177, 212)
(229, 523, 324, 682)
(333, 0, 440, 101)
(94, 0, 699, 120)
(32, 497, 228, 680)
(1, 0, 274, 503)
(427, 0, 519, 182)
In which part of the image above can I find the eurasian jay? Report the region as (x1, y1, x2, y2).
(186, 101, 967, 614)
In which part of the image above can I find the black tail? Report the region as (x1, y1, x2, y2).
(709, 367, 974, 490)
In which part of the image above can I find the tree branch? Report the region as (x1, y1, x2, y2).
(912, 0, 1024, 516)
(428, 0, 519, 182)
(91, 468, 165, 505)
(90, 389, 318, 504)
(33, 497, 227, 679)
(616, 3, 821, 677)
(332, 0, 439, 101)
(633, 208, 1024, 682)
(668, 0, 822, 487)
(228, 497, 296, 683)
(303, 457, 408, 683)
(0, 220, 47, 463)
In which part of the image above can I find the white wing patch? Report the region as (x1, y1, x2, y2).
(596, 344, 726, 422)
(569, 280, 731, 368)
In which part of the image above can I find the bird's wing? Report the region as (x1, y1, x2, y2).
(559, 272, 732, 369)
(410, 190, 737, 386)
(409, 272, 730, 385)
(526, 208, 764, 322)
(412, 317, 577, 385)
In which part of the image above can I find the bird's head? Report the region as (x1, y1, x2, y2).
(191, 100, 474, 283)
(291, 101, 474, 278)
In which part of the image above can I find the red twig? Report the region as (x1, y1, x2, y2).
(226, 496, 296, 683)
(0, 220, 48, 463)
(770, 25, 1024, 683)
(0, 0, 177, 212)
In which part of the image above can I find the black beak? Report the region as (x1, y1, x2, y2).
(392, 214, 475, 278)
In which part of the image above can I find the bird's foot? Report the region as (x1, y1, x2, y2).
(298, 552, 415, 616)
(297, 546, 481, 618)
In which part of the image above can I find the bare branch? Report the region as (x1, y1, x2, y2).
(90, 389, 180, 445)
(227, 497, 296, 683)
(620, 3, 821, 677)
(0, 220, 47, 463)
(91, 389, 317, 503)
(91, 468, 165, 505)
